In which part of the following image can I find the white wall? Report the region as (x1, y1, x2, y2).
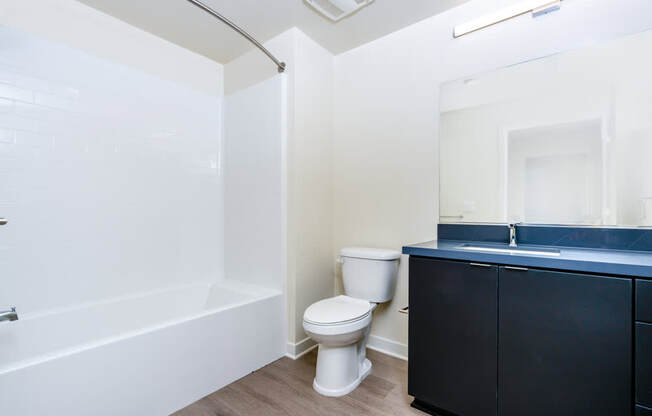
(0, 6, 224, 315)
(292, 30, 334, 351)
(1, 0, 222, 96)
(333, 0, 652, 357)
(225, 29, 334, 355)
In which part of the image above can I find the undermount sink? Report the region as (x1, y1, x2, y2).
(459, 244, 561, 257)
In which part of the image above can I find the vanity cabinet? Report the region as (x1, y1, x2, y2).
(499, 267, 632, 416)
(409, 257, 633, 416)
(408, 257, 497, 416)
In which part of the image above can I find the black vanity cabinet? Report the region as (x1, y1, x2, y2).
(409, 257, 498, 416)
(409, 257, 633, 416)
(499, 267, 632, 416)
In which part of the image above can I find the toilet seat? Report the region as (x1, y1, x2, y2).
(303, 295, 371, 326)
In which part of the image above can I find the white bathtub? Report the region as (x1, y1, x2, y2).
(0, 280, 285, 415)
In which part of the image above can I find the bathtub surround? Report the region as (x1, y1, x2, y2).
(0, 12, 287, 416)
(226, 28, 335, 357)
(0, 25, 223, 314)
(224, 76, 287, 293)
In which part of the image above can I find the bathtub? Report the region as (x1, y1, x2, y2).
(0, 280, 285, 415)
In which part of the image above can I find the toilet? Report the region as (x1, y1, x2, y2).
(303, 247, 400, 397)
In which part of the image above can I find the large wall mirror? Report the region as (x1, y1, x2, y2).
(439, 30, 652, 227)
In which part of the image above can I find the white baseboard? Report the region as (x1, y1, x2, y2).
(366, 335, 408, 361)
(285, 337, 317, 360)
(286, 335, 407, 361)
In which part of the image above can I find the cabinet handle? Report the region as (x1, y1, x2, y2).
(504, 266, 529, 271)
(470, 262, 492, 268)
(398, 306, 409, 315)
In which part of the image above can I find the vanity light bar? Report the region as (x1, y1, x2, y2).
(453, 0, 562, 38)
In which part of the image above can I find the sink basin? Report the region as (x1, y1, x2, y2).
(459, 244, 561, 257)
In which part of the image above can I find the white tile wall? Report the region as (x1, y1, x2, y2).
(0, 26, 224, 314)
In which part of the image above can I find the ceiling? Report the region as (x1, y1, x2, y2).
(76, 0, 469, 64)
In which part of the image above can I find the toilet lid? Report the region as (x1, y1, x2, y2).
(304, 296, 371, 326)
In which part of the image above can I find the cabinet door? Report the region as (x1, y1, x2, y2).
(638, 323, 652, 408)
(409, 257, 497, 416)
(499, 267, 632, 416)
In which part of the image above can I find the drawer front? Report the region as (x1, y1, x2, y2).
(638, 280, 652, 323)
(637, 405, 652, 416)
(638, 323, 652, 407)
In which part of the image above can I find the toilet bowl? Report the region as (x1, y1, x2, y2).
(303, 247, 400, 397)
(303, 295, 376, 396)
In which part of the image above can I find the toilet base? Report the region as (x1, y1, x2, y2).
(313, 358, 372, 397)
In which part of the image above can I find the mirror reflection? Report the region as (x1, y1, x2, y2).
(439, 30, 652, 227)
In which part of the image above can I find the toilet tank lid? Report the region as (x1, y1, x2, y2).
(340, 247, 401, 260)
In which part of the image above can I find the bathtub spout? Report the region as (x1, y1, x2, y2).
(0, 306, 18, 322)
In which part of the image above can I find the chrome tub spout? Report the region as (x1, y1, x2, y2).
(0, 306, 18, 322)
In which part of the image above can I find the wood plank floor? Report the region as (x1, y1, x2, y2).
(173, 349, 426, 416)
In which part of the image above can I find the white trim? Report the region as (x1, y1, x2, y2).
(366, 335, 408, 361)
(285, 337, 317, 360)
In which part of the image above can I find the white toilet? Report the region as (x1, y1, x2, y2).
(303, 247, 400, 397)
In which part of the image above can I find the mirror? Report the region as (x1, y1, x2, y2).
(439, 30, 652, 227)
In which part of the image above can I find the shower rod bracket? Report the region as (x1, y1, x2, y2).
(185, 0, 286, 73)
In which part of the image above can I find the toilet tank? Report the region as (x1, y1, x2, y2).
(340, 247, 400, 303)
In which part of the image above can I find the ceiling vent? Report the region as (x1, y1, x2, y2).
(305, 0, 375, 22)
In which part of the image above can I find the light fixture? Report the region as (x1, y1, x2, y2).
(454, 0, 562, 38)
(305, 0, 374, 22)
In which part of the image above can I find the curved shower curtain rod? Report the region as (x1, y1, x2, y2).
(185, 0, 286, 73)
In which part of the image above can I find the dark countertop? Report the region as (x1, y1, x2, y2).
(403, 240, 652, 279)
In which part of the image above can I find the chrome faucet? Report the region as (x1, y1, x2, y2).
(0, 307, 18, 322)
(508, 223, 519, 248)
